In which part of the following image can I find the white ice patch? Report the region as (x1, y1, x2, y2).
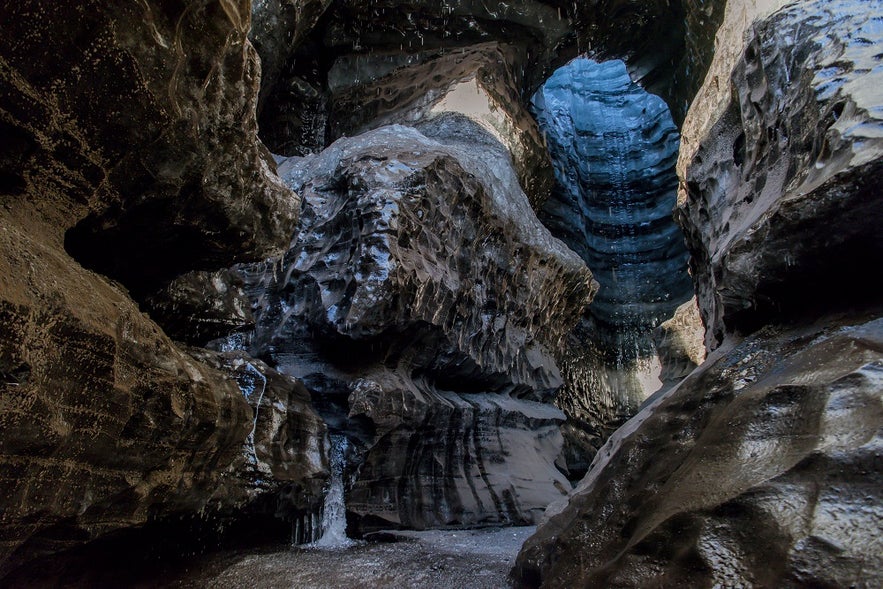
(309, 434, 357, 549)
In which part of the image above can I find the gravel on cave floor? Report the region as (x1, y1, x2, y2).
(164, 526, 535, 589)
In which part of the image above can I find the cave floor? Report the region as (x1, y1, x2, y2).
(161, 526, 534, 589)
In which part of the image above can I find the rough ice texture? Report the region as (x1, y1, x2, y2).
(271, 121, 593, 393)
(677, 0, 883, 348)
(328, 43, 555, 208)
(514, 315, 883, 588)
(253, 0, 734, 158)
(534, 58, 691, 360)
(237, 120, 596, 530)
(531, 58, 694, 474)
(0, 0, 298, 298)
(514, 2, 883, 586)
(0, 0, 301, 576)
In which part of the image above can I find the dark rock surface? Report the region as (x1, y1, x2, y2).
(253, 0, 729, 157)
(144, 270, 255, 346)
(531, 58, 694, 472)
(253, 0, 572, 159)
(0, 0, 307, 577)
(568, 1, 687, 114)
(0, 0, 298, 297)
(514, 314, 883, 588)
(0, 213, 252, 579)
(234, 120, 596, 530)
(677, 0, 883, 349)
(3, 0, 881, 584)
(652, 298, 706, 390)
(328, 43, 554, 208)
(569, 0, 728, 124)
(186, 349, 328, 513)
(0, 223, 329, 576)
(262, 121, 594, 399)
(515, 2, 883, 586)
(249, 0, 333, 112)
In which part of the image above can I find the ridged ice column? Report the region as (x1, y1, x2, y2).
(532, 58, 696, 475)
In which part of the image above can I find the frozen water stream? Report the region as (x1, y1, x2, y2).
(310, 434, 356, 549)
(161, 527, 535, 589)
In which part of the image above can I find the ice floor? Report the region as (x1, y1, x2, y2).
(163, 527, 535, 589)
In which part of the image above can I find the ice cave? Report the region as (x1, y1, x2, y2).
(1, 1, 881, 587)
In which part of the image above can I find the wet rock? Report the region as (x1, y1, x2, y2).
(569, 1, 689, 113)
(347, 374, 571, 530)
(313, 0, 724, 118)
(239, 120, 596, 530)
(314, 0, 570, 90)
(0, 214, 251, 578)
(551, 321, 656, 479)
(0, 0, 298, 297)
(186, 349, 328, 515)
(329, 43, 554, 208)
(250, 0, 333, 113)
(143, 270, 255, 346)
(652, 297, 706, 390)
(513, 314, 883, 588)
(677, 0, 790, 162)
(676, 0, 883, 349)
(253, 0, 736, 160)
(256, 0, 574, 161)
(0, 0, 303, 576)
(263, 121, 594, 396)
(515, 2, 883, 586)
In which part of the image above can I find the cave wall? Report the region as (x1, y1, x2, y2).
(250, 0, 732, 157)
(513, 0, 883, 586)
(4, 0, 710, 571)
(3, 0, 880, 582)
(0, 0, 299, 297)
(516, 314, 883, 588)
(677, 0, 883, 348)
(0, 0, 322, 577)
(326, 43, 555, 208)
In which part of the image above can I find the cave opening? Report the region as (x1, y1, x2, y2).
(533, 56, 694, 368)
(531, 57, 698, 478)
